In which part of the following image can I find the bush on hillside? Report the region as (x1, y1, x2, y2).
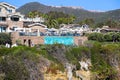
(88, 33, 104, 42)
(0, 46, 44, 80)
(65, 46, 91, 70)
(88, 32, 120, 42)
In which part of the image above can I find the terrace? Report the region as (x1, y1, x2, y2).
(19, 31, 81, 36)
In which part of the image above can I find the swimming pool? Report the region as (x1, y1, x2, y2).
(44, 36, 74, 45)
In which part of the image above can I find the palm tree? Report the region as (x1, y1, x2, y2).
(46, 19, 59, 28)
(28, 12, 34, 18)
(28, 12, 35, 23)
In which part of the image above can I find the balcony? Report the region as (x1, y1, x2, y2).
(23, 17, 44, 23)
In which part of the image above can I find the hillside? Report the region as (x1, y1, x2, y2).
(17, 2, 120, 22)
(0, 43, 120, 80)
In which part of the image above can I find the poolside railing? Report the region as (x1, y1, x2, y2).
(19, 32, 37, 36)
(19, 32, 81, 36)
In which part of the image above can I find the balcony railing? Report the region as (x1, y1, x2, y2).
(19, 32, 37, 36)
(23, 17, 44, 22)
(19, 32, 81, 37)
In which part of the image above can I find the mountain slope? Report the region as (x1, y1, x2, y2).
(17, 2, 120, 22)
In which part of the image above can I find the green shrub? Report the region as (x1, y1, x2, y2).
(0, 33, 11, 45)
(65, 46, 90, 70)
(88, 33, 104, 42)
(91, 42, 118, 79)
(104, 33, 113, 42)
(88, 32, 120, 42)
(0, 46, 41, 80)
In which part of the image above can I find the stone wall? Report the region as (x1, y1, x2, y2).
(11, 32, 44, 46)
(7, 20, 23, 29)
(74, 36, 88, 46)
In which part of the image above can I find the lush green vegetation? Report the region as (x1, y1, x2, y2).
(66, 42, 120, 80)
(65, 46, 90, 69)
(0, 46, 39, 80)
(88, 32, 120, 42)
(90, 42, 117, 80)
(79, 18, 120, 28)
(0, 42, 120, 80)
(0, 45, 66, 79)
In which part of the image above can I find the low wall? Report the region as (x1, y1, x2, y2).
(74, 36, 88, 46)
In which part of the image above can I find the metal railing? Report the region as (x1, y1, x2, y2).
(19, 32, 81, 36)
(19, 32, 37, 36)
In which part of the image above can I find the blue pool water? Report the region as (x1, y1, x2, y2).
(44, 36, 74, 45)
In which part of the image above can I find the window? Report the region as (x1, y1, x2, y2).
(11, 17, 19, 21)
(0, 17, 6, 21)
(3, 27, 6, 30)
(0, 26, 6, 32)
(13, 26, 17, 30)
(0, 8, 1, 12)
(8, 9, 12, 13)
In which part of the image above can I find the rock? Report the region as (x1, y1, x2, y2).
(56, 78, 64, 80)
(76, 70, 91, 80)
